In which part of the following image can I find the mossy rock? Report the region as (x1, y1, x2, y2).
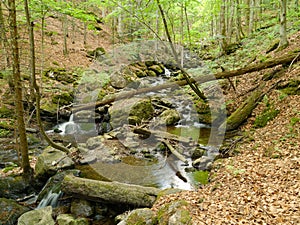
(156, 109, 180, 126)
(125, 208, 156, 225)
(129, 99, 154, 124)
(157, 200, 192, 225)
(0, 198, 30, 225)
(52, 92, 74, 105)
(148, 64, 164, 75)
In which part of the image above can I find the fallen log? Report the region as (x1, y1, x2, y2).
(133, 127, 194, 144)
(61, 175, 160, 207)
(162, 140, 188, 164)
(220, 83, 266, 131)
(73, 50, 300, 113)
(0, 123, 38, 133)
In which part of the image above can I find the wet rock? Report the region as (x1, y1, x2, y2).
(0, 176, 31, 199)
(117, 208, 155, 225)
(17, 206, 55, 225)
(86, 136, 103, 149)
(57, 214, 90, 225)
(110, 71, 128, 89)
(129, 99, 154, 124)
(0, 198, 30, 225)
(35, 146, 75, 179)
(156, 109, 180, 126)
(71, 199, 94, 217)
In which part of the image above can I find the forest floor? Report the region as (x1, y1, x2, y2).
(153, 32, 300, 224)
(0, 14, 299, 224)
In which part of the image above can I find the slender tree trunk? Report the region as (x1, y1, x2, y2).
(236, 0, 244, 41)
(245, 0, 250, 34)
(220, 0, 227, 54)
(62, 13, 68, 56)
(0, 0, 10, 67)
(249, 0, 255, 34)
(9, 0, 32, 180)
(278, 0, 288, 49)
(183, 4, 192, 48)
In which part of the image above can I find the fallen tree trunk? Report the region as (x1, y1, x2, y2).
(73, 50, 300, 113)
(220, 83, 266, 131)
(0, 123, 38, 133)
(61, 175, 160, 207)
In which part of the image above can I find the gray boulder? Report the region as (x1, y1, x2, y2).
(17, 206, 55, 225)
(35, 146, 75, 179)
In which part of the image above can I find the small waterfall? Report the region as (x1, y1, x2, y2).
(164, 68, 171, 77)
(36, 190, 63, 209)
(53, 114, 79, 135)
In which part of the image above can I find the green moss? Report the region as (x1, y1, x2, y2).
(254, 108, 280, 128)
(0, 105, 13, 118)
(191, 170, 209, 185)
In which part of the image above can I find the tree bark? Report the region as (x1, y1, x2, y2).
(61, 175, 160, 207)
(8, 0, 32, 180)
(220, 83, 265, 131)
(0, 0, 10, 67)
(278, 0, 288, 50)
(24, 0, 70, 154)
(73, 51, 300, 113)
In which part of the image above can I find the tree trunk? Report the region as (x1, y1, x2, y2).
(220, 83, 265, 131)
(8, 0, 32, 180)
(0, 0, 10, 67)
(220, 0, 227, 54)
(61, 175, 160, 207)
(248, 0, 255, 34)
(278, 0, 289, 50)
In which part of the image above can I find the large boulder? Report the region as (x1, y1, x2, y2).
(129, 99, 154, 125)
(17, 206, 55, 225)
(0, 198, 30, 225)
(35, 146, 75, 179)
(109, 97, 154, 128)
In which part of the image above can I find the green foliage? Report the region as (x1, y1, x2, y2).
(2, 163, 18, 173)
(0, 129, 11, 138)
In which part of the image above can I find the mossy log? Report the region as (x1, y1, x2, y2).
(220, 83, 266, 131)
(0, 123, 37, 133)
(73, 50, 300, 113)
(61, 175, 160, 207)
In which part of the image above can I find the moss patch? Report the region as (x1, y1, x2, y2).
(254, 107, 280, 128)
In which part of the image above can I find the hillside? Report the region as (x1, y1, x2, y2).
(0, 5, 299, 225)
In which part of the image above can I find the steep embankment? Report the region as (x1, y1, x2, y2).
(152, 32, 300, 224)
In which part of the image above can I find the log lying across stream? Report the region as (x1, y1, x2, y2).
(72, 50, 300, 113)
(61, 175, 161, 207)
